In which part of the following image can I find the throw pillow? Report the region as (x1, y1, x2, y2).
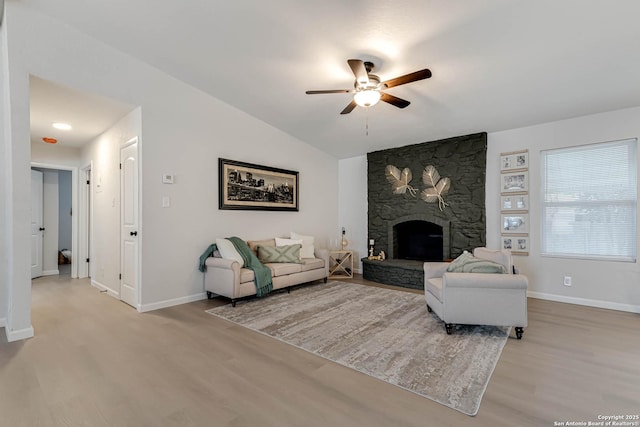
(258, 244, 303, 264)
(290, 232, 315, 258)
(215, 238, 244, 267)
(446, 250, 506, 274)
(446, 251, 474, 272)
(275, 237, 303, 247)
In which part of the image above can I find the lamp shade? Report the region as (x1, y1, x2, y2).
(354, 90, 381, 107)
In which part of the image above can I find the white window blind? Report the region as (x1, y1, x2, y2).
(541, 138, 637, 262)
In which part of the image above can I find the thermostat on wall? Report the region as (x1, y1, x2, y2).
(162, 174, 174, 184)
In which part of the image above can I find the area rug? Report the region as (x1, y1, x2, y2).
(206, 281, 510, 416)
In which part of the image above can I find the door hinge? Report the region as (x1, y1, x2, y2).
(119, 163, 122, 170)
(86, 180, 90, 185)
(86, 258, 90, 263)
(119, 273, 122, 280)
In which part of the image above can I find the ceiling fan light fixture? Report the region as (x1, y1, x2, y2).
(354, 89, 381, 107)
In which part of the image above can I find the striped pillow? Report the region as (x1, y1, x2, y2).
(258, 244, 302, 264)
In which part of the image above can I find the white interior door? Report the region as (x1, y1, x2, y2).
(120, 139, 139, 308)
(31, 169, 44, 279)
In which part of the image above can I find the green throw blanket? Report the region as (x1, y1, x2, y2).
(227, 237, 273, 297)
(198, 243, 218, 272)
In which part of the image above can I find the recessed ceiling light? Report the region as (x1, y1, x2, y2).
(52, 122, 72, 131)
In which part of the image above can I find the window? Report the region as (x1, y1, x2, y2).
(541, 138, 637, 262)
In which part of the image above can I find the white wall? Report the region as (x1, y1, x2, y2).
(3, 3, 339, 330)
(41, 170, 59, 275)
(338, 155, 368, 273)
(58, 170, 72, 252)
(0, 13, 9, 328)
(488, 107, 640, 312)
(1, 5, 33, 341)
(31, 143, 81, 167)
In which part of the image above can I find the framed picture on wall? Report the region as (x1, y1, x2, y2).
(501, 213, 529, 234)
(218, 158, 299, 211)
(502, 235, 529, 254)
(500, 150, 529, 171)
(501, 193, 529, 211)
(500, 171, 528, 193)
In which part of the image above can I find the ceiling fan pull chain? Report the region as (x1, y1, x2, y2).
(365, 109, 369, 136)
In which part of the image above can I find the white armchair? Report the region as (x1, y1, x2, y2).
(423, 247, 528, 339)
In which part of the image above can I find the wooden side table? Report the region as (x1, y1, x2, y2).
(329, 250, 354, 278)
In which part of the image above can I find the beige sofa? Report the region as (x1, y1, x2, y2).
(424, 247, 528, 339)
(204, 238, 329, 306)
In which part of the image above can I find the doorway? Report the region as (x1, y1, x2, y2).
(30, 164, 78, 278)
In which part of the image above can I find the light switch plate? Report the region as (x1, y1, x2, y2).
(162, 174, 174, 184)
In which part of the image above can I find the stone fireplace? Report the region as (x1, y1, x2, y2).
(363, 133, 487, 290)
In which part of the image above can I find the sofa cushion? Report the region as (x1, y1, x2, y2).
(300, 257, 324, 272)
(446, 250, 506, 274)
(426, 278, 443, 303)
(247, 239, 275, 256)
(258, 244, 303, 264)
(290, 232, 316, 258)
(473, 247, 513, 273)
(266, 262, 302, 276)
(215, 238, 244, 267)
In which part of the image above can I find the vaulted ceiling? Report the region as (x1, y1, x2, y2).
(24, 0, 640, 159)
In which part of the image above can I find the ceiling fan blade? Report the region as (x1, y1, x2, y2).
(306, 89, 354, 94)
(382, 68, 432, 89)
(380, 92, 410, 109)
(347, 59, 369, 86)
(340, 100, 358, 115)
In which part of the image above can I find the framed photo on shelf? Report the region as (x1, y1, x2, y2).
(218, 158, 299, 211)
(502, 235, 529, 255)
(501, 193, 529, 211)
(500, 170, 528, 193)
(500, 150, 529, 171)
(501, 213, 529, 234)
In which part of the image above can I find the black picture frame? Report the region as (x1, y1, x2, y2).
(218, 158, 299, 211)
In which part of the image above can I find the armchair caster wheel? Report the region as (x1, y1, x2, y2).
(323, 277, 328, 283)
(206, 291, 213, 300)
(445, 323, 453, 335)
(426, 304, 433, 313)
(231, 300, 237, 307)
(515, 327, 524, 340)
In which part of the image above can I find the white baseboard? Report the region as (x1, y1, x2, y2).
(0, 317, 5, 328)
(139, 292, 207, 313)
(42, 269, 60, 276)
(5, 325, 35, 342)
(527, 291, 640, 314)
(91, 280, 119, 299)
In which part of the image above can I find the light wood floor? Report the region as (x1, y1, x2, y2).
(1, 274, 639, 427)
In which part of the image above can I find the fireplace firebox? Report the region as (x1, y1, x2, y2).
(394, 220, 443, 261)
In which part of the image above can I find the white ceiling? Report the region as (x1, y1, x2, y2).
(30, 76, 134, 148)
(24, 0, 640, 158)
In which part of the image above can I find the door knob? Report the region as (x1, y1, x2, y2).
(39, 227, 45, 231)
(130, 231, 138, 236)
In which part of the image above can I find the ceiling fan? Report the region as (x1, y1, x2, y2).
(306, 59, 432, 114)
